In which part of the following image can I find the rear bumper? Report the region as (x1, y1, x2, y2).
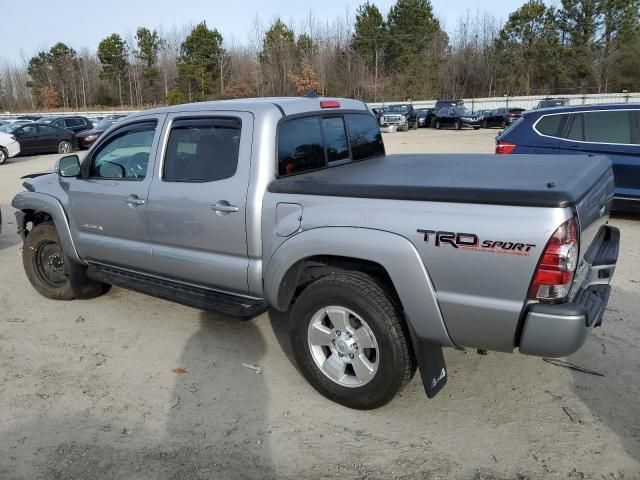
(519, 225, 619, 357)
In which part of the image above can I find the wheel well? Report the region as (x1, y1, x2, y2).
(278, 255, 401, 310)
(17, 210, 52, 238)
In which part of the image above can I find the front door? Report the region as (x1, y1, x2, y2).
(63, 116, 165, 271)
(147, 112, 253, 293)
(15, 124, 39, 153)
(36, 124, 60, 152)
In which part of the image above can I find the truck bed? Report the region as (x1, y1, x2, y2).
(268, 154, 612, 208)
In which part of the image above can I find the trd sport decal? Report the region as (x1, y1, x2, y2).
(417, 230, 536, 257)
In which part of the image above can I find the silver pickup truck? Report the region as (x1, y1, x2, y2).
(12, 97, 620, 409)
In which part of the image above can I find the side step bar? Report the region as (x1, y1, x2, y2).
(87, 264, 268, 320)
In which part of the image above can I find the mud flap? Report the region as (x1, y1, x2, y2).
(408, 326, 447, 398)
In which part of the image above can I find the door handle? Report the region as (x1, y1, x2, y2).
(211, 202, 239, 214)
(125, 195, 146, 207)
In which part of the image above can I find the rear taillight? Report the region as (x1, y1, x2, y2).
(528, 218, 579, 301)
(495, 141, 517, 154)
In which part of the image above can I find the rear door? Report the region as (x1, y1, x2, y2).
(557, 109, 640, 198)
(147, 111, 253, 293)
(36, 124, 59, 152)
(15, 125, 39, 153)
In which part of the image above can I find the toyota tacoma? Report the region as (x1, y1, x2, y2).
(12, 97, 619, 409)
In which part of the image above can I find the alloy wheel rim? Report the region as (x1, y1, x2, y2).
(307, 306, 379, 388)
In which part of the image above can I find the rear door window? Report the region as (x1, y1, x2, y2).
(163, 118, 241, 182)
(583, 110, 632, 144)
(566, 114, 584, 141)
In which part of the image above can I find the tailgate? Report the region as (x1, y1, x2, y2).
(574, 165, 616, 268)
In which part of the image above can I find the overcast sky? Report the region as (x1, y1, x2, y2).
(3, 0, 536, 62)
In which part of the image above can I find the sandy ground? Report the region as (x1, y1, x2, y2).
(0, 127, 639, 480)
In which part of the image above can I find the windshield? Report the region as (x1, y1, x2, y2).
(386, 105, 409, 113)
(454, 108, 473, 116)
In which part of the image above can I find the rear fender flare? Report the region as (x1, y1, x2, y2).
(11, 191, 81, 263)
(264, 227, 454, 347)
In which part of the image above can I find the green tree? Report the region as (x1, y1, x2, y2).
(135, 27, 163, 100)
(352, 2, 387, 68)
(259, 19, 297, 95)
(177, 21, 223, 101)
(498, 1, 562, 95)
(97, 33, 128, 105)
(386, 0, 446, 98)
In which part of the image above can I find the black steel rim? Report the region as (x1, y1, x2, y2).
(35, 241, 67, 288)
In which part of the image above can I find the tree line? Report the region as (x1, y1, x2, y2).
(1, 0, 638, 112)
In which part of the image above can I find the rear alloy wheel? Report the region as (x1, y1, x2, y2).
(58, 141, 72, 154)
(454, 120, 461, 130)
(0, 148, 7, 165)
(290, 272, 416, 409)
(435, 120, 441, 129)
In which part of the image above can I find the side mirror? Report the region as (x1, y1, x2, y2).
(56, 155, 81, 177)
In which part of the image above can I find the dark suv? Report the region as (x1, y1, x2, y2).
(482, 108, 525, 129)
(496, 103, 640, 210)
(434, 107, 481, 130)
(43, 116, 93, 134)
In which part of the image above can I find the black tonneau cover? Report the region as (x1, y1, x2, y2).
(268, 154, 612, 208)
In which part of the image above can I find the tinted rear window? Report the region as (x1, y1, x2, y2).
(345, 114, 384, 161)
(583, 110, 632, 144)
(278, 113, 384, 176)
(536, 114, 567, 136)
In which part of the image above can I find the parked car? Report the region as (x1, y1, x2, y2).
(42, 116, 93, 134)
(434, 107, 481, 130)
(482, 108, 525, 129)
(416, 108, 436, 127)
(535, 98, 568, 109)
(12, 96, 619, 409)
(0, 123, 75, 155)
(379, 103, 418, 131)
(76, 117, 122, 149)
(474, 109, 493, 120)
(434, 99, 464, 110)
(0, 131, 21, 164)
(17, 115, 43, 121)
(495, 103, 640, 211)
(371, 107, 386, 122)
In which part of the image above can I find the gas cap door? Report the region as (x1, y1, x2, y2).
(276, 203, 302, 237)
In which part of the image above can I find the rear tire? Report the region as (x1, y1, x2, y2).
(435, 120, 441, 129)
(0, 147, 7, 165)
(454, 120, 461, 130)
(290, 272, 416, 410)
(482, 119, 488, 129)
(58, 141, 72, 154)
(500, 120, 506, 129)
(22, 222, 110, 300)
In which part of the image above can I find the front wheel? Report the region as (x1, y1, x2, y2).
(435, 120, 441, 129)
(58, 141, 72, 154)
(290, 272, 416, 409)
(22, 222, 110, 300)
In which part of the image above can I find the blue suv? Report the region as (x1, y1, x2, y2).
(496, 103, 640, 211)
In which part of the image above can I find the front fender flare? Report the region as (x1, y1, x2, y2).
(11, 191, 82, 263)
(264, 227, 453, 347)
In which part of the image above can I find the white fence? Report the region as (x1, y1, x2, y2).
(368, 92, 640, 111)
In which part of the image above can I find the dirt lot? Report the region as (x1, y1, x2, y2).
(1, 127, 639, 480)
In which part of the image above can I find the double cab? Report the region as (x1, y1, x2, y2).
(13, 97, 619, 409)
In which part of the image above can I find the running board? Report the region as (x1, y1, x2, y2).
(86, 264, 268, 320)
